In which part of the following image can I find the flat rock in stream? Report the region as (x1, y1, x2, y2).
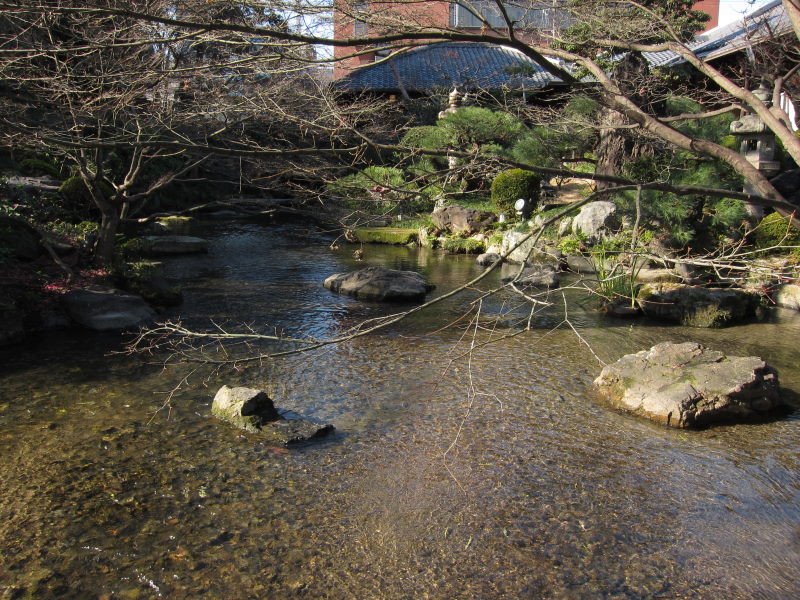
(593, 342, 783, 428)
(138, 235, 209, 256)
(323, 266, 434, 302)
(212, 385, 333, 445)
(62, 286, 156, 331)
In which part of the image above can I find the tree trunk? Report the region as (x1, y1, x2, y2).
(94, 202, 120, 267)
(594, 107, 628, 190)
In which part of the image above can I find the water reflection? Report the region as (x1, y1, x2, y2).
(0, 219, 798, 599)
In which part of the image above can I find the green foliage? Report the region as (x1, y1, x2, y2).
(437, 107, 523, 150)
(442, 237, 485, 254)
(48, 220, 97, 244)
(490, 169, 541, 214)
(558, 234, 586, 255)
(18, 157, 62, 179)
(511, 96, 598, 168)
(752, 212, 800, 251)
(328, 166, 417, 210)
(352, 227, 418, 245)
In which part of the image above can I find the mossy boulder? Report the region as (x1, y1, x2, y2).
(637, 283, 758, 327)
(442, 237, 486, 254)
(431, 205, 496, 235)
(154, 216, 194, 234)
(352, 227, 418, 245)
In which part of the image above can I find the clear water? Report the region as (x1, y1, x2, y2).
(1, 219, 799, 599)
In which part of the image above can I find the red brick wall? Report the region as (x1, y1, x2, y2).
(693, 0, 720, 31)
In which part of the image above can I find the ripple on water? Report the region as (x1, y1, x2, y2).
(1, 220, 799, 599)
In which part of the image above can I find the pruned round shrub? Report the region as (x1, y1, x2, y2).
(490, 169, 540, 214)
(18, 157, 62, 178)
(752, 212, 800, 250)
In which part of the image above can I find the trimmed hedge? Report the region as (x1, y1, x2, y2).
(490, 169, 540, 214)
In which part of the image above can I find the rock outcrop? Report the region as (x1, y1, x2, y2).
(432, 205, 496, 235)
(212, 385, 334, 444)
(775, 284, 800, 311)
(501, 264, 559, 289)
(638, 283, 758, 327)
(571, 201, 619, 241)
(593, 342, 783, 428)
(62, 286, 156, 331)
(323, 266, 434, 302)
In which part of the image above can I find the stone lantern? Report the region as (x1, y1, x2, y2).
(437, 88, 464, 182)
(730, 83, 781, 219)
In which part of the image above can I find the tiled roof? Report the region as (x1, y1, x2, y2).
(333, 42, 565, 92)
(644, 0, 790, 67)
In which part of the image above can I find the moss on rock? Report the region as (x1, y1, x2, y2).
(353, 227, 418, 245)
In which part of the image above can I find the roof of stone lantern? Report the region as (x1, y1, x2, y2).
(333, 42, 567, 93)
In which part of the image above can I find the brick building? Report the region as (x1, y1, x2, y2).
(332, 1, 721, 79)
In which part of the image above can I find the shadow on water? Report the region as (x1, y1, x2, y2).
(1, 218, 799, 599)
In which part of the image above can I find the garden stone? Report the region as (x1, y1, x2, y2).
(635, 268, 683, 284)
(593, 341, 783, 428)
(212, 385, 280, 433)
(501, 264, 559, 289)
(212, 385, 334, 444)
(565, 255, 595, 274)
(431, 205, 496, 235)
(63, 286, 156, 331)
(571, 201, 619, 241)
(557, 216, 573, 237)
(138, 235, 208, 256)
(775, 284, 800, 310)
(500, 231, 560, 265)
(476, 252, 501, 266)
(323, 266, 434, 302)
(638, 283, 758, 327)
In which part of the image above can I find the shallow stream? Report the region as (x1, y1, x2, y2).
(1, 219, 799, 599)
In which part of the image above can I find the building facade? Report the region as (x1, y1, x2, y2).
(332, 1, 721, 78)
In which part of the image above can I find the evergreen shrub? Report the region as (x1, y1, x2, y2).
(490, 169, 540, 214)
(752, 212, 800, 250)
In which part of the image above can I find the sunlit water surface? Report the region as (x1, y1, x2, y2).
(1, 219, 799, 599)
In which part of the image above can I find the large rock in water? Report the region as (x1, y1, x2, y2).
(501, 264, 559, 289)
(138, 235, 208, 256)
(323, 266, 434, 302)
(212, 385, 334, 445)
(431, 205, 496, 235)
(63, 286, 156, 330)
(638, 283, 758, 327)
(593, 342, 783, 428)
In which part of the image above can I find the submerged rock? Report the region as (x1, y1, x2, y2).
(323, 266, 434, 302)
(138, 235, 209, 256)
(212, 385, 334, 444)
(593, 342, 783, 428)
(63, 286, 156, 331)
(638, 283, 758, 327)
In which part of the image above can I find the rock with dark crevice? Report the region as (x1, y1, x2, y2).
(211, 385, 334, 445)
